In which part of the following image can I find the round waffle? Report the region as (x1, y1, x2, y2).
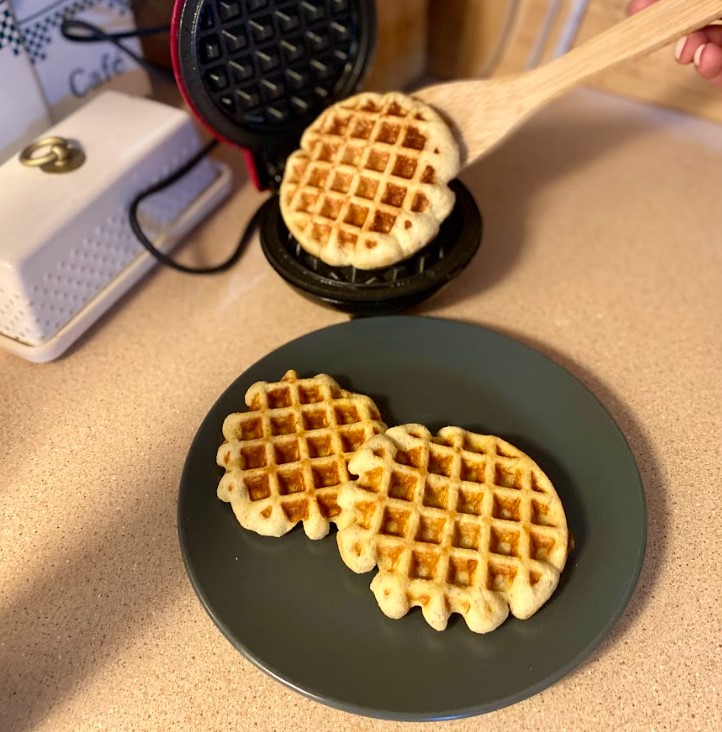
(280, 91, 460, 269)
(217, 370, 386, 539)
(336, 424, 569, 633)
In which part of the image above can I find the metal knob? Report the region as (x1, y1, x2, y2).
(19, 136, 86, 174)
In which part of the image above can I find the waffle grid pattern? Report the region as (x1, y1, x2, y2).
(217, 370, 385, 539)
(283, 94, 451, 257)
(196, 0, 355, 126)
(337, 425, 569, 632)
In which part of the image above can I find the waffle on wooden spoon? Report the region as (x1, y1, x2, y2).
(415, 0, 722, 167)
(280, 0, 722, 269)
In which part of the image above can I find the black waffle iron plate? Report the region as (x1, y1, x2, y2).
(171, 0, 482, 314)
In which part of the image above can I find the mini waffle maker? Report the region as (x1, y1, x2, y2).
(171, 0, 482, 314)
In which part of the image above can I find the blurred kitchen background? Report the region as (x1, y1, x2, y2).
(135, 0, 722, 123)
(4, 0, 721, 166)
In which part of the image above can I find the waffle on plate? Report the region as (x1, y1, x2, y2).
(217, 370, 386, 539)
(336, 424, 569, 633)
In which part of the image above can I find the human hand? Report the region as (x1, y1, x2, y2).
(628, 0, 722, 88)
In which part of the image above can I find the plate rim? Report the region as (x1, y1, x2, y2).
(177, 315, 647, 721)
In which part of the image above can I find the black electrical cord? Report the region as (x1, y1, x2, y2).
(60, 18, 176, 83)
(62, 16, 258, 275)
(129, 139, 262, 275)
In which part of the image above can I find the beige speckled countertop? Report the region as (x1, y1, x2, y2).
(2, 88, 721, 731)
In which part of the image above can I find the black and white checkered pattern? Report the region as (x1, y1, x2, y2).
(17, 0, 130, 63)
(0, 1, 25, 57)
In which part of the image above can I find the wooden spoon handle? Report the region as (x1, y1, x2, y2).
(528, 0, 722, 99)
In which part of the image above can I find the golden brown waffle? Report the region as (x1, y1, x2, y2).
(217, 371, 386, 540)
(280, 92, 460, 270)
(337, 424, 569, 633)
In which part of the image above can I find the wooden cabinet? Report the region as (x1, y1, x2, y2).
(365, 0, 429, 91)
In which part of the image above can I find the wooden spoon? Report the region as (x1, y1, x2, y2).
(414, 0, 722, 168)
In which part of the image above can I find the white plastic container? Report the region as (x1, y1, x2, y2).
(0, 91, 232, 362)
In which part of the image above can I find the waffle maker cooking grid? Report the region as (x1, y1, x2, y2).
(171, 0, 482, 314)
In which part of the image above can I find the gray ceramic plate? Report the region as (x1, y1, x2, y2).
(178, 316, 646, 721)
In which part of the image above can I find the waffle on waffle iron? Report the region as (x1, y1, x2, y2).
(336, 424, 569, 633)
(217, 370, 386, 539)
(280, 91, 460, 269)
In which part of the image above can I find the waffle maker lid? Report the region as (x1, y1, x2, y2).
(171, 0, 482, 315)
(172, 0, 376, 190)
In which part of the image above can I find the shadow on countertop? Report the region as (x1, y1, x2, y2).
(0, 452, 192, 732)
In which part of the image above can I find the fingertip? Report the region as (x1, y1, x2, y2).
(627, 0, 656, 15)
(694, 42, 722, 82)
(693, 43, 707, 67)
(674, 37, 687, 62)
(678, 31, 708, 65)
